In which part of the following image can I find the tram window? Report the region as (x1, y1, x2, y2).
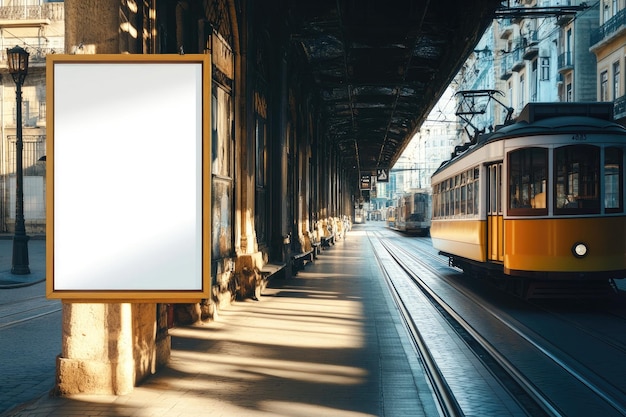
(489, 165, 498, 213)
(444, 184, 450, 217)
(455, 175, 461, 215)
(467, 180, 473, 215)
(432, 166, 480, 219)
(436, 184, 443, 217)
(605, 147, 623, 213)
(497, 163, 503, 213)
(473, 167, 480, 215)
(554, 145, 600, 214)
(460, 182, 466, 215)
(508, 147, 547, 215)
(432, 184, 438, 217)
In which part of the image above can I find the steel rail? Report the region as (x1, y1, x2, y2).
(387, 236, 626, 417)
(368, 230, 464, 417)
(380, 236, 562, 417)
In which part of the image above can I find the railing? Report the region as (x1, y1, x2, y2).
(558, 52, 573, 70)
(591, 8, 626, 46)
(0, 3, 63, 21)
(524, 30, 539, 46)
(614, 95, 626, 120)
(510, 46, 524, 71)
(500, 53, 512, 79)
(0, 47, 63, 65)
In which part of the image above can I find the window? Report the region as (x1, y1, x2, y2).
(519, 74, 526, 109)
(614, 61, 621, 100)
(211, 85, 234, 259)
(605, 147, 623, 213)
(566, 28, 572, 64)
(540, 57, 550, 81)
(566, 82, 573, 102)
(554, 145, 600, 214)
(508, 147, 547, 215)
(39, 101, 46, 121)
(255, 118, 267, 187)
(255, 115, 268, 244)
(530, 60, 538, 102)
(601, 70, 609, 101)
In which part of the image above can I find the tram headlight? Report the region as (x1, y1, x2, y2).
(572, 242, 588, 258)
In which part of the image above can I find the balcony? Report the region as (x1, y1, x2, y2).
(557, 51, 573, 72)
(500, 53, 513, 80)
(522, 30, 539, 60)
(556, 73, 564, 85)
(0, 3, 63, 22)
(0, 3, 64, 68)
(0, 47, 63, 68)
(591, 8, 626, 47)
(499, 18, 513, 39)
(510, 47, 525, 72)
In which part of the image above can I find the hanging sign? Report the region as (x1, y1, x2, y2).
(360, 174, 371, 190)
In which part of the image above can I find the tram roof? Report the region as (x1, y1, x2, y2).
(486, 102, 626, 140)
(432, 102, 626, 177)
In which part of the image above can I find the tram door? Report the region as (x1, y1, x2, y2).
(487, 163, 504, 262)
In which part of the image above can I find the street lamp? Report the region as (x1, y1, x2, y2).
(8, 45, 30, 275)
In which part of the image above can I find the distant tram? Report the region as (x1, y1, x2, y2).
(430, 102, 626, 298)
(354, 207, 366, 224)
(386, 206, 396, 228)
(392, 190, 432, 236)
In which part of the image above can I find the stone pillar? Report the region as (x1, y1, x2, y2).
(56, 303, 158, 395)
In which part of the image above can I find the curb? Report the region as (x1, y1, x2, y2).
(0, 278, 46, 289)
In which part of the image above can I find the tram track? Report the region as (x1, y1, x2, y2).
(371, 232, 464, 417)
(370, 228, 626, 416)
(0, 295, 61, 330)
(370, 230, 553, 417)
(403, 234, 626, 357)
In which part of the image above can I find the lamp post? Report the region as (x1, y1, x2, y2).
(8, 45, 30, 275)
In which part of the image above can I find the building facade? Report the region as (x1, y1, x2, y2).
(0, 0, 63, 234)
(590, 0, 626, 123)
(493, 0, 598, 123)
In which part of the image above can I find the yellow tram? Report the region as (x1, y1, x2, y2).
(430, 102, 626, 297)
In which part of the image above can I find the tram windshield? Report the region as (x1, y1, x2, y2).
(509, 145, 623, 216)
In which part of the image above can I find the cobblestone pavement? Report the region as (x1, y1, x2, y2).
(0, 238, 60, 415)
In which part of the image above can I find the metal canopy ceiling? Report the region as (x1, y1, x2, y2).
(287, 0, 502, 177)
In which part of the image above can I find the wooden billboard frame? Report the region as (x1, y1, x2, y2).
(45, 54, 211, 302)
